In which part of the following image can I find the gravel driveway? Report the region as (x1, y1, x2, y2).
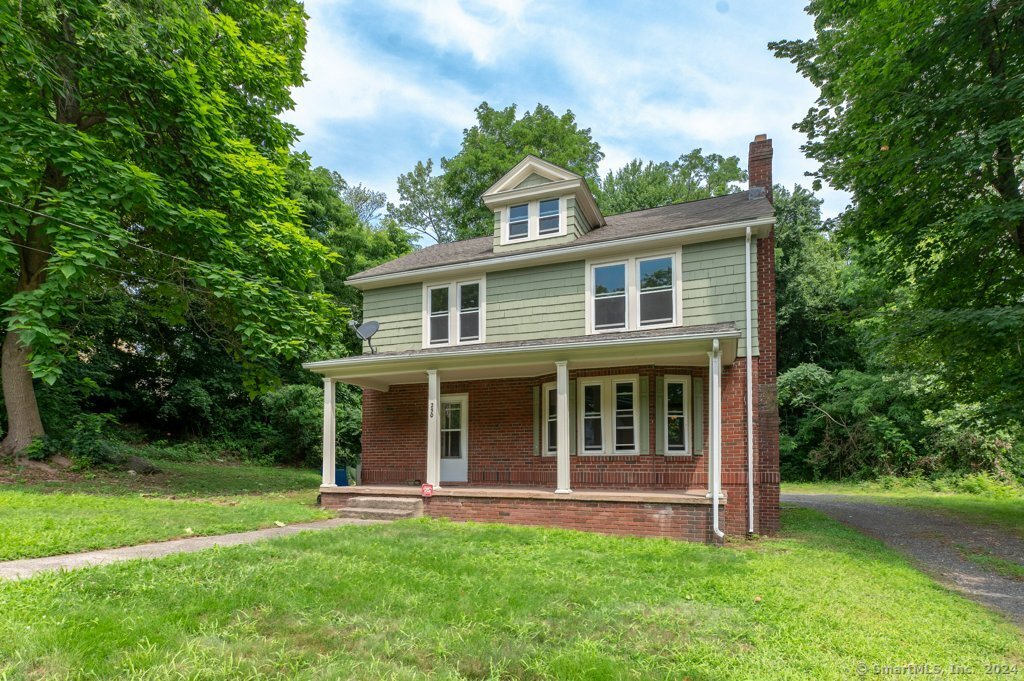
(783, 493, 1024, 626)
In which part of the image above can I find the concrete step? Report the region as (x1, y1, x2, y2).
(346, 496, 424, 513)
(337, 507, 420, 521)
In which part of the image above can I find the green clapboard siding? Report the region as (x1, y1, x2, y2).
(680, 237, 759, 355)
(516, 172, 552, 189)
(361, 283, 422, 352)
(486, 260, 586, 342)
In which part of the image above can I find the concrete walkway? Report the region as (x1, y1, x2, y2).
(0, 517, 378, 581)
(784, 493, 1024, 626)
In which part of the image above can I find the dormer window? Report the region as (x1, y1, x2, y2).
(508, 204, 529, 240)
(538, 199, 560, 235)
(500, 198, 567, 244)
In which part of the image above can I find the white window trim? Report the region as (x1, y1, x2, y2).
(662, 374, 693, 456)
(576, 375, 640, 456)
(422, 277, 486, 348)
(498, 197, 568, 246)
(541, 381, 557, 457)
(585, 250, 682, 334)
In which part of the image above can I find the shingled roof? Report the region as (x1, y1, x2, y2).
(349, 190, 773, 282)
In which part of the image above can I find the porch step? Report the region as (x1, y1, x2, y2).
(338, 496, 423, 520)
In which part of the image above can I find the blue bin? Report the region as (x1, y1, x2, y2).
(335, 467, 348, 487)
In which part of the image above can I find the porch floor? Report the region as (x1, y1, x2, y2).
(320, 484, 719, 505)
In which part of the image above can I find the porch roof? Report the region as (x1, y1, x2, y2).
(302, 322, 739, 391)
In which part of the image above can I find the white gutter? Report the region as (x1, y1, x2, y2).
(348, 217, 775, 290)
(745, 226, 755, 536)
(710, 338, 725, 540)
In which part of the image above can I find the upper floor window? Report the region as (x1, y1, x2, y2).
(501, 198, 565, 244)
(587, 252, 680, 333)
(538, 199, 560, 235)
(424, 278, 485, 346)
(508, 204, 529, 240)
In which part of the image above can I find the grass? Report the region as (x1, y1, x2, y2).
(783, 480, 1024, 539)
(0, 510, 1020, 680)
(955, 546, 1024, 582)
(0, 459, 329, 561)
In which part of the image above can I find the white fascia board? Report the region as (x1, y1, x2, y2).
(302, 329, 742, 378)
(347, 217, 775, 290)
(481, 179, 582, 208)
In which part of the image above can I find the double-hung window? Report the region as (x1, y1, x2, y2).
(542, 382, 558, 455)
(538, 199, 560, 235)
(508, 204, 529, 240)
(593, 262, 627, 330)
(588, 252, 679, 333)
(663, 375, 692, 455)
(424, 279, 485, 346)
(578, 376, 639, 455)
(502, 198, 564, 243)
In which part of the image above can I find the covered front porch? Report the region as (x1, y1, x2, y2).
(304, 323, 741, 540)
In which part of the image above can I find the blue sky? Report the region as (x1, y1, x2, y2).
(285, 0, 849, 220)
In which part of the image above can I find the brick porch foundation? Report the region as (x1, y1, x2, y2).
(321, 486, 725, 543)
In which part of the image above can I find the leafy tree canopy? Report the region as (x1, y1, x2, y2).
(770, 0, 1024, 307)
(386, 103, 604, 242)
(595, 149, 746, 215)
(0, 0, 338, 451)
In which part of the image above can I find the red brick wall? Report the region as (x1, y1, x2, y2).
(424, 496, 720, 542)
(360, 358, 780, 536)
(756, 227, 781, 534)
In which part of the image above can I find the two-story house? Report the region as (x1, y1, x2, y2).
(304, 135, 780, 542)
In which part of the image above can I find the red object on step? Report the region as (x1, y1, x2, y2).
(421, 483, 433, 497)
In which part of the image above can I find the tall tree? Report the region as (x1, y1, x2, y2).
(772, 185, 856, 372)
(595, 149, 746, 215)
(0, 0, 339, 453)
(771, 0, 1024, 419)
(385, 103, 604, 242)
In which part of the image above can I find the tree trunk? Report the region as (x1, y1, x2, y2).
(1, 330, 44, 455)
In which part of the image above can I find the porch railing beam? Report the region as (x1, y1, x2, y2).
(555, 360, 571, 493)
(426, 369, 441, 488)
(322, 377, 336, 487)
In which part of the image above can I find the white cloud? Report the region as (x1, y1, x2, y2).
(283, 4, 479, 139)
(383, 0, 531, 66)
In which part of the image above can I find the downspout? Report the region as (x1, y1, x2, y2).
(711, 338, 725, 540)
(745, 226, 755, 536)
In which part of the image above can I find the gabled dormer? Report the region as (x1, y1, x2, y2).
(482, 156, 606, 253)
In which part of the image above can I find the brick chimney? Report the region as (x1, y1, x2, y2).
(748, 133, 773, 203)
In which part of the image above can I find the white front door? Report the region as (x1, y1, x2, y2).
(439, 394, 468, 483)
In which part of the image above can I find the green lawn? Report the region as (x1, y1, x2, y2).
(784, 481, 1024, 539)
(0, 510, 1020, 680)
(0, 460, 329, 561)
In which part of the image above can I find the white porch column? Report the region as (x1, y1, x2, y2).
(555, 360, 571, 494)
(322, 377, 336, 487)
(426, 369, 441, 488)
(708, 341, 723, 496)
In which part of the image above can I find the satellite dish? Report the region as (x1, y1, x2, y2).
(347, 319, 380, 354)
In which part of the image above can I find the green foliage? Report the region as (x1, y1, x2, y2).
(386, 102, 604, 242)
(594, 149, 746, 215)
(0, 0, 341, 406)
(259, 383, 360, 468)
(779, 363, 1023, 483)
(773, 185, 858, 372)
(771, 0, 1024, 423)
